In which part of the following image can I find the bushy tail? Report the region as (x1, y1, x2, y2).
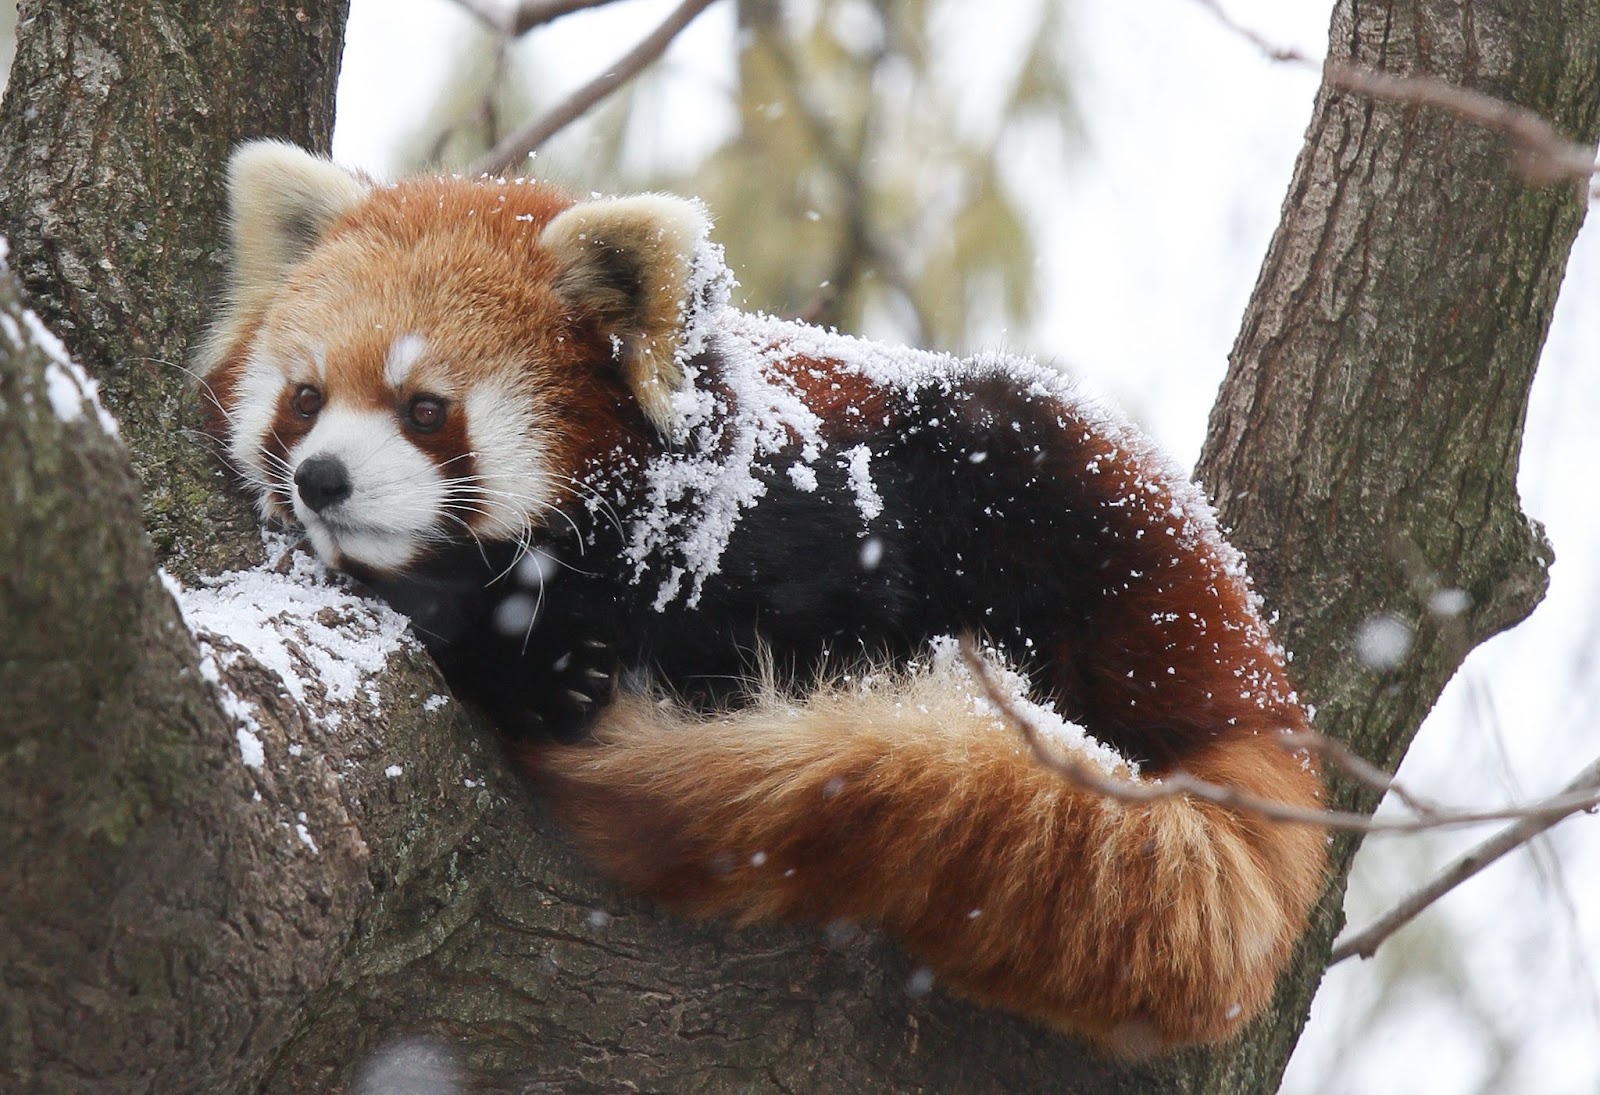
(531, 658, 1325, 1053)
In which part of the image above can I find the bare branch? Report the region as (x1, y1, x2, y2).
(1330, 753, 1600, 964)
(424, 26, 515, 167)
(958, 637, 1600, 835)
(446, 0, 619, 37)
(446, 0, 513, 32)
(467, 0, 721, 177)
(1280, 730, 1443, 818)
(751, 27, 929, 340)
(1191, 0, 1600, 190)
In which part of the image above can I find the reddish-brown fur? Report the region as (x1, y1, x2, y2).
(206, 176, 659, 524)
(535, 671, 1324, 1053)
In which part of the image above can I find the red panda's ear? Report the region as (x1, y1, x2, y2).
(540, 194, 710, 435)
(223, 141, 370, 318)
(197, 142, 371, 381)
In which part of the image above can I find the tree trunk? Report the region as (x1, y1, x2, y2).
(0, 0, 346, 578)
(1190, 1, 1599, 1088)
(1, 0, 1596, 1092)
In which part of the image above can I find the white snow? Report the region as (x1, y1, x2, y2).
(0, 287, 121, 437)
(295, 820, 320, 854)
(44, 361, 86, 421)
(163, 533, 416, 763)
(922, 635, 1134, 778)
(787, 462, 818, 492)
(237, 727, 265, 770)
(1354, 614, 1414, 670)
(842, 444, 882, 523)
(858, 536, 885, 571)
(1428, 588, 1471, 618)
(620, 243, 1266, 634)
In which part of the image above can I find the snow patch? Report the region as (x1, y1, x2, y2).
(0, 300, 121, 436)
(921, 636, 1135, 778)
(237, 727, 265, 769)
(164, 534, 416, 766)
(842, 444, 882, 523)
(1355, 614, 1413, 670)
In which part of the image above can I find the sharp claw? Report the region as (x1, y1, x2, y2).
(582, 667, 611, 684)
(578, 638, 609, 651)
(564, 689, 594, 708)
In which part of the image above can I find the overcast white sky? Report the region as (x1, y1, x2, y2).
(335, 2, 1600, 1090)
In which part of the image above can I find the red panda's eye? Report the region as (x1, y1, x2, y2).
(406, 395, 447, 433)
(293, 384, 323, 418)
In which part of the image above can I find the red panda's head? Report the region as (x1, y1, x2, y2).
(197, 141, 709, 574)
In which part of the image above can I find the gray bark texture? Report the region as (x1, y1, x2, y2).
(0, 0, 1595, 1093)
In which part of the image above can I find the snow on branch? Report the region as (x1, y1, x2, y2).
(958, 636, 1600, 836)
(1193, 0, 1600, 199)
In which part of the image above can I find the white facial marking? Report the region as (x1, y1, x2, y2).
(464, 382, 551, 538)
(231, 348, 291, 515)
(289, 405, 446, 571)
(384, 333, 427, 389)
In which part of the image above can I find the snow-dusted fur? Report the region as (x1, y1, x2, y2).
(198, 141, 1327, 1053)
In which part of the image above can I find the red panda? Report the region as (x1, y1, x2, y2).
(198, 140, 1326, 1053)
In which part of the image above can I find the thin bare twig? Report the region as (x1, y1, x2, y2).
(447, 0, 619, 37)
(426, 24, 516, 166)
(1330, 754, 1600, 964)
(1191, 0, 1600, 189)
(468, 0, 721, 177)
(1280, 730, 1443, 817)
(958, 637, 1600, 835)
(753, 27, 928, 341)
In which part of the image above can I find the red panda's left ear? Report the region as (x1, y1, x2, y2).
(540, 194, 710, 435)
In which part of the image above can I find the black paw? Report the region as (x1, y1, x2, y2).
(537, 638, 618, 743)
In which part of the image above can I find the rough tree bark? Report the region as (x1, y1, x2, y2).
(1190, 1, 1600, 1087)
(1, 1, 1595, 1093)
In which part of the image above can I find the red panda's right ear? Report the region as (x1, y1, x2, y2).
(197, 142, 371, 385)
(223, 141, 370, 317)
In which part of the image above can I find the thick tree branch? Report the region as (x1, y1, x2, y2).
(1189, 1, 1600, 1089)
(5, 1, 1599, 1092)
(0, 1, 347, 579)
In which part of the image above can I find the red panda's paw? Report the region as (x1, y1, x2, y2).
(520, 637, 619, 744)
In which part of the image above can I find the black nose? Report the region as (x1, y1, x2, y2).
(294, 455, 352, 513)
